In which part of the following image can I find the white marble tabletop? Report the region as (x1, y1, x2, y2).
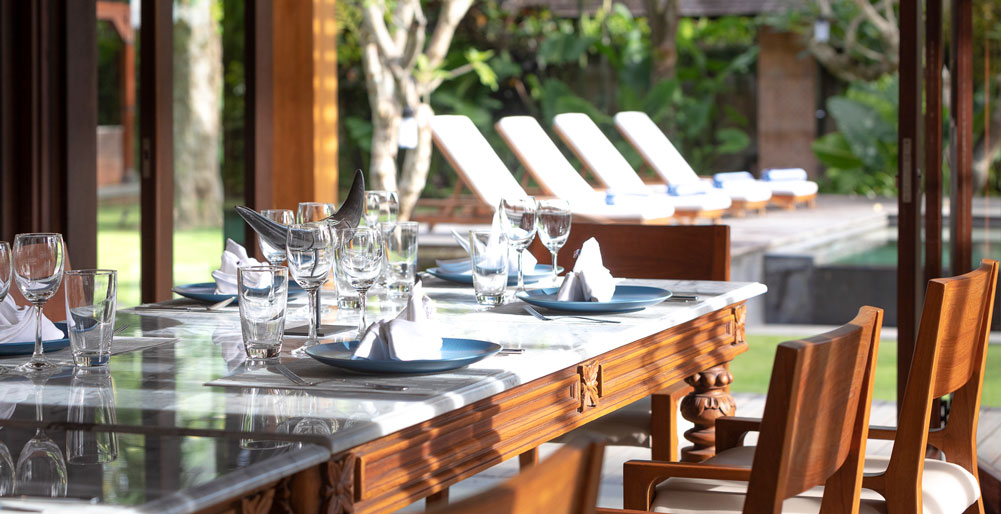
(0, 277, 765, 511)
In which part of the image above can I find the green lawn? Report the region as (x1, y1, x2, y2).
(737, 334, 1001, 407)
(97, 204, 222, 307)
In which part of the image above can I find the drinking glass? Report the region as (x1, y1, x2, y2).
(0, 242, 11, 303)
(364, 191, 399, 228)
(238, 265, 289, 359)
(15, 376, 66, 497)
(64, 269, 117, 368)
(240, 385, 292, 450)
(537, 200, 572, 283)
(285, 223, 334, 356)
(258, 209, 294, 265)
(66, 367, 118, 464)
(384, 222, 419, 299)
(297, 202, 335, 224)
(500, 197, 538, 291)
(469, 230, 509, 305)
(12, 233, 65, 374)
(336, 227, 385, 333)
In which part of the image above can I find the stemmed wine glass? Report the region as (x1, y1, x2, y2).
(364, 191, 399, 229)
(12, 234, 65, 374)
(336, 227, 385, 334)
(500, 197, 538, 291)
(285, 223, 334, 357)
(537, 200, 572, 284)
(0, 242, 11, 302)
(258, 209, 294, 265)
(15, 376, 67, 498)
(297, 202, 335, 224)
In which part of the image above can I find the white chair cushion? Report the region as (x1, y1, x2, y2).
(714, 180, 773, 203)
(430, 115, 528, 208)
(553, 113, 649, 191)
(768, 180, 819, 197)
(614, 111, 702, 187)
(669, 190, 732, 212)
(651, 446, 980, 514)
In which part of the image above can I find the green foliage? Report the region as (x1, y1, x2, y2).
(812, 76, 898, 197)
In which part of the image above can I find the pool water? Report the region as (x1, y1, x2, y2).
(833, 241, 1001, 269)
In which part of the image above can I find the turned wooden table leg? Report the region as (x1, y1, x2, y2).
(679, 363, 735, 462)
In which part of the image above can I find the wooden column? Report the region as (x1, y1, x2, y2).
(924, 0, 944, 286)
(897, 0, 924, 408)
(272, 0, 339, 210)
(139, 0, 173, 303)
(950, 0, 974, 276)
(244, 0, 274, 252)
(0, 1, 97, 268)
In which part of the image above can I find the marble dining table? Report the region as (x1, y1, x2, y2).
(0, 276, 765, 513)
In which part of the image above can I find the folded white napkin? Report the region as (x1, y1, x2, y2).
(352, 281, 443, 361)
(212, 239, 263, 294)
(556, 238, 615, 302)
(0, 295, 64, 343)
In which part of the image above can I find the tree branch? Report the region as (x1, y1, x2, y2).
(424, 0, 473, 71)
(361, 0, 401, 63)
(852, 0, 897, 47)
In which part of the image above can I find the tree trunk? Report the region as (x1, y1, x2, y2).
(173, 0, 223, 229)
(647, 0, 679, 83)
(361, 35, 400, 192)
(398, 102, 434, 220)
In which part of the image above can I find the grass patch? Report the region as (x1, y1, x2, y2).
(736, 334, 1001, 407)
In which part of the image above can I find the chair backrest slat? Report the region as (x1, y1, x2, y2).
(430, 115, 529, 208)
(614, 111, 701, 186)
(528, 223, 729, 281)
(552, 113, 648, 192)
(744, 307, 882, 513)
(496, 116, 602, 203)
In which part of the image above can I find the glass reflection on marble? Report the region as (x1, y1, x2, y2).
(0, 437, 12, 495)
(291, 391, 337, 437)
(66, 368, 118, 464)
(240, 384, 292, 450)
(15, 373, 67, 496)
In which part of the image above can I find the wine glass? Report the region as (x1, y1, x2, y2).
(285, 223, 334, 356)
(537, 200, 572, 284)
(0, 242, 11, 303)
(336, 227, 385, 334)
(12, 234, 65, 374)
(297, 202, 335, 224)
(364, 191, 399, 229)
(15, 375, 67, 497)
(500, 197, 538, 291)
(258, 209, 294, 265)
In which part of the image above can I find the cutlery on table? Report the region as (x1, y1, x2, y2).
(272, 364, 317, 386)
(523, 305, 620, 324)
(325, 378, 409, 391)
(113, 323, 130, 336)
(498, 348, 525, 355)
(135, 296, 235, 312)
(666, 294, 700, 302)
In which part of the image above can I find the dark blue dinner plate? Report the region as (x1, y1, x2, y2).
(425, 264, 562, 286)
(0, 322, 70, 356)
(516, 285, 673, 313)
(173, 281, 305, 304)
(305, 338, 501, 374)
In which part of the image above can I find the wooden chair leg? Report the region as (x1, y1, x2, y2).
(651, 382, 694, 461)
(519, 448, 539, 469)
(426, 488, 449, 509)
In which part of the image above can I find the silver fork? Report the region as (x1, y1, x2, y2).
(523, 305, 620, 324)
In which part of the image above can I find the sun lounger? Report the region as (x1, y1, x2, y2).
(429, 115, 675, 224)
(612, 111, 776, 215)
(495, 116, 677, 221)
(551, 112, 731, 223)
(613, 110, 816, 210)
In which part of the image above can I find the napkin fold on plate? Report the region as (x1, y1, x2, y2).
(0, 295, 64, 343)
(556, 237, 615, 302)
(352, 281, 443, 361)
(212, 239, 263, 294)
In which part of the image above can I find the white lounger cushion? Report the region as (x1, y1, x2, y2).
(553, 113, 652, 192)
(430, 115, 529, 207)
(613, 111, 703, 186)
(553, 113, 730, 212)
(713, 180, 773, 203)
(650, 446, 979, 514)
(768, 180, 819, 197)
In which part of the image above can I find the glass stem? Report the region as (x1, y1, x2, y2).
(32, 305, 44, 363)
(357, 289, 368, 334)
(550, 250, 559, 284)
(517, 250, 525, 291)
(307, 289, 318, 345)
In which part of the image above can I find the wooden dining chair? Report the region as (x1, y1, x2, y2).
(694, 259, 998, 514)
(622, 306, 883, 513)
(526, 223, 729, 464)
(429, 436, 606, 514)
